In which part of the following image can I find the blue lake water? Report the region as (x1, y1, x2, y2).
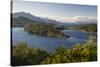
(12, 27, 96, 52)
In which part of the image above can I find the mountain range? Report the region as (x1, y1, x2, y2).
(12, 12, 62, 27)
(12, 12, 97, 27)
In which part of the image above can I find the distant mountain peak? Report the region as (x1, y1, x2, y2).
(12, 12, 62, 26)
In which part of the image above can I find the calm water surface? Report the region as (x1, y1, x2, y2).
(12, 27, 96, 52)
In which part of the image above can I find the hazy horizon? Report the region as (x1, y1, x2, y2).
(13, 1, 97, 23)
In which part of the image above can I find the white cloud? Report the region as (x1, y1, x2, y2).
(74, 16, 97, 23)
(31, 13, 97, 23)
(47, 16, 97, 23)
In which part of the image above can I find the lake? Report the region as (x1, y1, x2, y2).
(12, 27, 96, 52)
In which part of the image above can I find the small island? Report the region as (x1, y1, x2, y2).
(24, 23, 69, 38)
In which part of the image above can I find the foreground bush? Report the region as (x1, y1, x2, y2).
(12, 37, 97, 66)
(12, 43, 49, 66)
(42, 37, 97, 64)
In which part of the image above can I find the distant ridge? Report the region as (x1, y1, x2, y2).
(12, 12, 61, 25)
(12, 12, 97, 27)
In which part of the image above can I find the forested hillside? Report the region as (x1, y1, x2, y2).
(78, 24, 97, 32)
(24, 23, 69, 38)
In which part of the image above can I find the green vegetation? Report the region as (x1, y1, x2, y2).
(24, 23, 69, 38)
(60, 23, 97, 36)
(65, 23, 97, 32)
(76, 24, 97, 36)
(79, 24, 97, 32)
(12, 36, 97, 66)
(42, 37, 97, 64)
(12, 42, 49, 66)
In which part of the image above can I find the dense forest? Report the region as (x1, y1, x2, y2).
(12, 36, 97, 66)
(77, 24, 97, 32)
(64, 23, 97, 32)
(24, 23, 69, 38)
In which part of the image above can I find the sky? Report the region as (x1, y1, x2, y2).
(13, 1, 97, 23)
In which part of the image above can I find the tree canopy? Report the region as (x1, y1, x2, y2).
(24, 23, 69, 38)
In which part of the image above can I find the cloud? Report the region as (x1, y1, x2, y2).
(47, 16, 97, 23)
(32, 13, 97, 23)
(74, 16, 97, 23)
